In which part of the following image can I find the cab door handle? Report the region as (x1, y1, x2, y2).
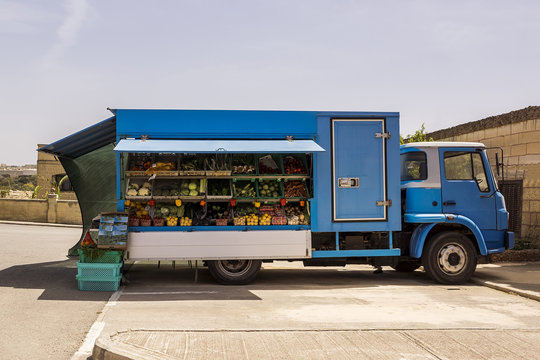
(443, 201, 456, 206)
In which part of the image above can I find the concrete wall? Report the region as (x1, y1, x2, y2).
(433, 117, 540, 245)
(0, 195, 81, 225)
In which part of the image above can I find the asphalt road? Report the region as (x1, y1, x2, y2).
(1, 223, 539, 359)
(0, 223, 110, 360)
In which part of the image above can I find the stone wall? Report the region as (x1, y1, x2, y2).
(36, 144, 77, 200)
(430, 108, 540, 246)
(0, 195, 81, 225)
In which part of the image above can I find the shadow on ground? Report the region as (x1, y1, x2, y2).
(0, 259, 440, 302)
(0, 259, 111, 301)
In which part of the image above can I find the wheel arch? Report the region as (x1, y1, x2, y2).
(409, 217, 487, 258)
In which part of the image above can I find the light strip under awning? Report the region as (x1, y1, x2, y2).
(114, 139, 325, 153)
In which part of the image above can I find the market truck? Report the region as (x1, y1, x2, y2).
(39, 109, 514, 285)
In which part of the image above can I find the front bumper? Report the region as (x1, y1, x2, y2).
(505, 231, 515, 250)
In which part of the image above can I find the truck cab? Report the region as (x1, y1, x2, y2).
(400, 142, 514, 283)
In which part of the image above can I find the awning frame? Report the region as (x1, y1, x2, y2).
(114, 139, 325, 153)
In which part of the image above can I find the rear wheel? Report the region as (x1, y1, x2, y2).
(422, 232, 477, 284)
(207, 260, 262, 285)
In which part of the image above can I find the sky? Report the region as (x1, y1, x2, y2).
(1, 0, 539, 165)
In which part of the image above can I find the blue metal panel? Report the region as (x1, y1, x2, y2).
(312, 249, 401, 258)
(495, 192, 509, 230)
(480, 229, 506, 251)
(313, 113, 401, 232)
(332, 119, 385, 221)
(409, 223, 437, 258)
(405, 188, 442, 214)
(114, 139, 325, 153)
(116, 109, 317, 139)
(404, 213, 446, 223)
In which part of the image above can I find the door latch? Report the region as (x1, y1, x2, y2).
(338, 178, 359, 188)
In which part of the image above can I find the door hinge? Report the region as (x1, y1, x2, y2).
(376, 200, 392, 207)
(375, 132, 391, 139)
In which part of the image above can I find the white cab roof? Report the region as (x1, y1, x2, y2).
(401, 141, 485, 148)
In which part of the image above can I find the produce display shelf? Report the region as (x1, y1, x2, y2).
(126, 175, 310, 180)
(77, 275, 121, 291)
(128, 225, 310, 232)
(178, 196, 205, 201)
(206, 195, 233, 201)
(78, 249, 123, 263)
(178, 170, 206, 176)
(153, 196, 178, 201)
(126, 196, 152, 201)
(77, 262, 122, 278)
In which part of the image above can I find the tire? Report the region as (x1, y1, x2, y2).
(207, 260, 262, 285)
(422, 231, 477, 284)
(392, 261, 421, 272)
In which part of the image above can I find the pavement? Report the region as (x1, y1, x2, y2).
(0, 223, 110, 360)
(473, 262, 540, 301)
(87, 261, 540, 360)
(0, 219, 82, 228)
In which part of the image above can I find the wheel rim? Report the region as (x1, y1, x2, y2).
(437, 243, 467, 275)
(216, 260, 252, 278)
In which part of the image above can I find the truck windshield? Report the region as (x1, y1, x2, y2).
(400, 151, 427, 181)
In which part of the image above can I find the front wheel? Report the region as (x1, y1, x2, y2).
(207, 260, 262, 285)
(422, 232, 477, 284)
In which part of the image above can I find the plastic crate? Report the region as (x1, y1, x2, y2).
(76, 275, 121, 291)
(78, 249, 123, 263)
(77, 262, 122, 278)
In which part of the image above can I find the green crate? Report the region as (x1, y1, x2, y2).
(256, 154, 283, 175)
(232, 179, 258, 199)
(77, 262, 122, 278)
(282, 154, 309, 176)
(257, 179, 283, 199)
(76, 275, 121, 291)
(78, 249, 123, 263)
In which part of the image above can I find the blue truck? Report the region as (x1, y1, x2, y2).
(40, 109, 514, 285)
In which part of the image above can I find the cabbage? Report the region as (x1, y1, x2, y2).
(188, 182, 198, 190)
(127, 189, 138, 196)
(181, 189, 190, 196)
(189, 190, 199, 196)
(160, 207, 170, 216)
(138, 188, 150, 196)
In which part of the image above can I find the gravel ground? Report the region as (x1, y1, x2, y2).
(490, 249, 540, 262)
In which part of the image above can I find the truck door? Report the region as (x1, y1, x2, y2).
(332, 119, 387, 221)
(439, 148, 496, 230)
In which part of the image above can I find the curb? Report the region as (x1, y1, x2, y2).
(0, 220, 82, 228)
(472, 278, 540, 302)
(93, 333, 174, 360)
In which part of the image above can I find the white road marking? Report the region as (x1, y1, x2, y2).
(122, 291, 218, 295)
(71, 288, 123, 360)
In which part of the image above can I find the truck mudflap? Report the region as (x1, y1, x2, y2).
(408, 214, 488, 258)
